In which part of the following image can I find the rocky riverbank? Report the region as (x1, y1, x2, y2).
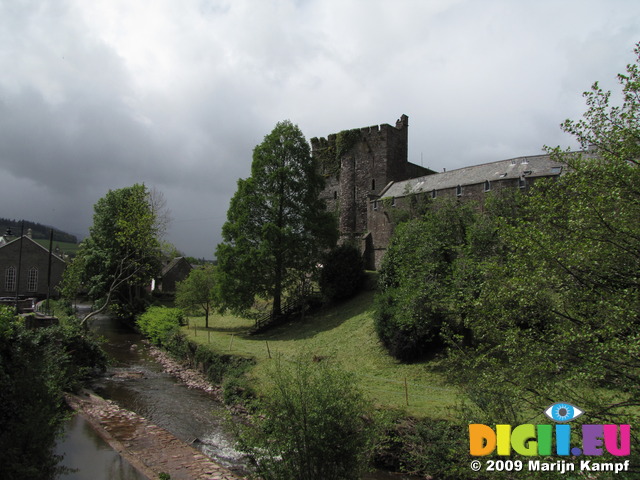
(148, 343, 223, 396)
(66, 392, 243, 480)
(146, 341, 252, 417)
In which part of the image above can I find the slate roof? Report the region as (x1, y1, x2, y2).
(379, 153, 569, 199)
(162, 257, 186, 276)
(0, 235, 66, 262)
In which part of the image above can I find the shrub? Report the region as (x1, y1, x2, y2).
(319, 244, 364, 301)
(222, 374, 256, 406)
(373, 415, 475, 480)
(136, 306, 185, 345)
(236, 357, 375, 480)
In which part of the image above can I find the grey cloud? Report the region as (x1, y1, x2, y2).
(1, 0, 640, 258)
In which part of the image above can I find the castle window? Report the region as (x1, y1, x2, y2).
(371, 179, 376, 191)
(484, 180, 491, 192)
(5, 266, 16, 292)
(27, 267, 38, 292)
(431, 189, 437, 199)
(373, 200, 378, 211)
(333, 190, 338, 200)
(456, 185, 462, 197)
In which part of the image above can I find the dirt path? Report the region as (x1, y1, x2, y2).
(66, 392, 244, 480)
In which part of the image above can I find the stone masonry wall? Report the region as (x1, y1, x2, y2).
(0, 237, 65, 298)
(367, 177, 540, 270)
(311, 115, 431, 248)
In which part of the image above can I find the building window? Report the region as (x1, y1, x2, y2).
(371, 178, 376, 191)
(431, 189, 437, 199)
(373, 200, 378, 211)
(27, 267, 38, 292)
(333, 190, 338, 200)
(456, 185, 462, 197)
(519, 176, 527, 189)
(391, 197, 396, 207)
(484, 180, 491, 192)
(5, 266, 16, 292)
(551, 166, 563, 174)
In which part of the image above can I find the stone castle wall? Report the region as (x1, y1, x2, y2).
(311, 115, 432, 246)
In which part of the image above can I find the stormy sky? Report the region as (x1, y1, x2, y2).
(1, 0, 639, 259)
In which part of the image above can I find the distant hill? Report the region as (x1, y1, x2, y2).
(0, 218, 78, 244)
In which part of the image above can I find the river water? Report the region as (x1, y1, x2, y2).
(54, 313, 420, 479)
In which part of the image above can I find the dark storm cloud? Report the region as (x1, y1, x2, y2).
(1, 0, 639, 257)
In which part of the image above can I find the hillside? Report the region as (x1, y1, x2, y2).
(0, 218, 78, 244)
(181, 289, 459, 419)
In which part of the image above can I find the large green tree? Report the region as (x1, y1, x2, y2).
(216, 121, 337, 315)
(64, 184, 163, 323)
(444, 44, 640, 434)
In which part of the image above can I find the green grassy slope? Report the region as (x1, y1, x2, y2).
(181, 290, 459, 419)
(33, 239, 79, 257)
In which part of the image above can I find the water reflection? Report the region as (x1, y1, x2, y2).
(55, 414, 146, 480)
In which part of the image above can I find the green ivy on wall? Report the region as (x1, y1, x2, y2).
(316, 128, 362, 178)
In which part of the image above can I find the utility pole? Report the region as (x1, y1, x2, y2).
(15, 221, 24, 315)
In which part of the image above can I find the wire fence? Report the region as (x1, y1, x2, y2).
(184, 323, 457, 412)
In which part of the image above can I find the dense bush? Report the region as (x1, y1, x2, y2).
(136, 306, 185, 345)
(0, 307, 106, 479)
(318, 243, 364, 301)
(236, 357, 375, 480)
(374, 200, 483, 361)
(374, 415, 474, 479)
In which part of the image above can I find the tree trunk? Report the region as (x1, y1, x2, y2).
(272, 266, 282, 316)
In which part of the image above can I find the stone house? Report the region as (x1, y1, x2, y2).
(153, 257, 193, 293)
(313, 115, 576, 270)
(0, 233, 66, 299)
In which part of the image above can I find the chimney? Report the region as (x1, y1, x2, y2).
(27, 228, 33, 239)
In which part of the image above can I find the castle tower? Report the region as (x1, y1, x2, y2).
(311, 115, 432, 249)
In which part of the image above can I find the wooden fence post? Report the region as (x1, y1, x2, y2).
(404, 377, 409, 406)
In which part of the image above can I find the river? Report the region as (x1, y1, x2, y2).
(54, 312, 421, 479)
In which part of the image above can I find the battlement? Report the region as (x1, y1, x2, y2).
(310, 114, 409, 148)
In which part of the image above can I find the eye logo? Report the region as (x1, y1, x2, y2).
(544, 403, 584, 422)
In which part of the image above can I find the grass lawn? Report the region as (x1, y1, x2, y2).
(180, 290, 460, 419)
